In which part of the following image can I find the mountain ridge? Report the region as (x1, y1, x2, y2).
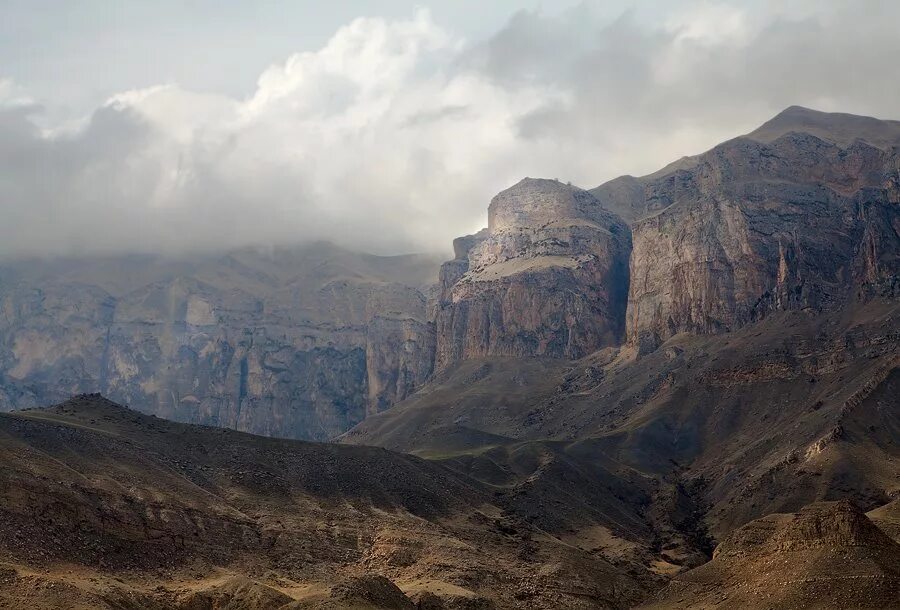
(1, 106, 900, 609)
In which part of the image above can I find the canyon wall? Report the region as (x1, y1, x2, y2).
(624, 111, 900, 349)
(0, 245, 439, 440)
(433, 178, 632, 370)
(1, 107, 898, 440)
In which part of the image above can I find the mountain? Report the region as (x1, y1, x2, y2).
(345, 106, 900, 546)
(0, 394, 647, 609)
(591, 106, 900, 351)
(747, 105, 900, 149)
(2, 107, 896, 446)
(434, 178, 631, 369)
(0, 243, 441, 440)
(1, 106, 899, 609)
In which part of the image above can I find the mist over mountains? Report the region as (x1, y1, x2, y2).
(2, 3, 900, 608)
(3, 3, 900, 258)
(0, 102, 899, 608)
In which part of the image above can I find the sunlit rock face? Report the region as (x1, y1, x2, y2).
(434, 178, 632, 370)
(0, 245, 440, 440)
(625, 109, 900, 350)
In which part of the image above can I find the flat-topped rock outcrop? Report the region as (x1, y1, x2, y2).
(434, 178, 631, 369)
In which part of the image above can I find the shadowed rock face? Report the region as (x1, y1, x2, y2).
(623, 109, 900, 349)
(0, 245, 440, 440)
(434, 178, 632, 370)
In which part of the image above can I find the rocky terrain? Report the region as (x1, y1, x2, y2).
(434, 178, 631, 369)
(1, 107, 899, 608)
(342, 107, 900, 608)
(605, 106, 900, 350)
(0, 394, 651, 609)
(345, 300, 900, 539)
(641, 501, 900, 609)
(0, 244, 441, 440)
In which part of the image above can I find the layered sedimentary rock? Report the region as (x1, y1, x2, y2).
(364, 300, 436, 415)
(0, 244, 439, 440)
(434, 178, 632, 369)
(623, 107, 900, 349)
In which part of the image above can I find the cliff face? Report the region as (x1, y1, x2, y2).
(623, 108, 900, 349)
(2, 107, 899, 441)
(434, 178, 632, 369)
(435, 111, 900, 368)
(0, 245, 439, 440)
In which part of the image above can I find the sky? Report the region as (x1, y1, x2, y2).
(2, 0, 900, 258)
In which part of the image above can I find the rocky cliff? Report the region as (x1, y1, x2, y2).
(0, 244, 440, 440)
(610, 107, 900, 350)
(434, 178, 631, 369)
(2, 107, 899, 442)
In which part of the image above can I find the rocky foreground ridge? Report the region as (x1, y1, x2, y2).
(0, 395, 649, 609)
(642, 501, 900, 609)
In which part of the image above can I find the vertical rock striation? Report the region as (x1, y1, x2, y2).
(623, 107, 900, 350)
(0, 245, 439, 440)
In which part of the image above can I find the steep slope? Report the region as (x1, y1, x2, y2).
(588, 106, 900, 351)
(626, 128, 899, 349)
(641, 501, 900, 609)
(869, 498, 900, 543)
(0, 243, 441, 440)
(434, 178, 631, 369)
(347, 299, 899, 539)
(0, 394, 646, 609)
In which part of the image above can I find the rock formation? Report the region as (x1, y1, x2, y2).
(434, 178, 631, 369)
(2, 106, 899, 443)
(0, 244, 439, 440)
(621, 107, 900, 349)
(642, 502, 900, 609)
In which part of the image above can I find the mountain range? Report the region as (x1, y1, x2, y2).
(0, 106, 898, 608)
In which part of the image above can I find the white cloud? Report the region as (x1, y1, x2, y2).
(1, 3, 899, 260)
(0, 79, 34, 108)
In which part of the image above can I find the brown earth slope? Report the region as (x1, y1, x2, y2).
(0, 394, 650, 609)
(641, 501, 900, 609)
(345, 300, 900, 540)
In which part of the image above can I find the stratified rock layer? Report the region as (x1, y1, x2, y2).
(434, 178, 631, 369)
(625, 107, 900, 349)
(0, 244, 439, 440)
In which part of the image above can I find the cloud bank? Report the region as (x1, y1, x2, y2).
(2, 2, 900, 258)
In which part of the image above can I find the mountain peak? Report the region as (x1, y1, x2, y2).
(747, 105, 900, 149)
